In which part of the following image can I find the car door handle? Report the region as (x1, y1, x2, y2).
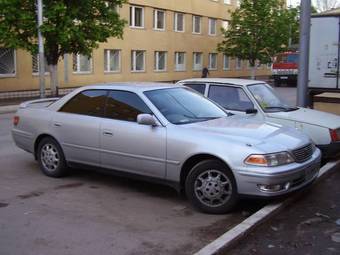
(103, 131, 113, 136)
(54, 122, 62, 127)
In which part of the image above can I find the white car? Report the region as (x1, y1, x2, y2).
(177, 78, 340, 159)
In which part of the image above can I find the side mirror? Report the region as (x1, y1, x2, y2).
(137, 114, 158, 126)
(245, 108, 258, 114)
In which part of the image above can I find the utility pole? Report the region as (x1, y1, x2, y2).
(37, 0, 45, 98)
(297, 0, 311, 107)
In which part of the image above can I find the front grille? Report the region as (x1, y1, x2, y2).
(292, 144, 313, 163)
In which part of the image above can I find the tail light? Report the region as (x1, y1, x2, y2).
(330, 129, 340, 142)
(13, 116, 20, 126)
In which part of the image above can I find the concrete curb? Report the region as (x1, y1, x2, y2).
(194, 160, 340, 255)
(0, 105, 19, 114)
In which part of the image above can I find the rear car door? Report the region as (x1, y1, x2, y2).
(100, 90, 166, 178)
(52, 89, 107, 166)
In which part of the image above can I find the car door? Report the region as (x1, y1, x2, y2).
(207, 85, 257, 116)
(100, 90, 166, 178)
(52, 89, 107, 166)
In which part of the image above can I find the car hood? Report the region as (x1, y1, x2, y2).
(266, 107, 340, 129)
(183, 115, 310, 153)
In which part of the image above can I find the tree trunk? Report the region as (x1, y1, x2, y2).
(49, 64, 58, 97)
(250, 65, 256, 80)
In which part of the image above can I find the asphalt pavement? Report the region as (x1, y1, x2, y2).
(226, 167, 340, 255)
(0, 112, 262, 255)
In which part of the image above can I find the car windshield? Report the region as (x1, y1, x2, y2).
(145, 87, 227, 124)
(248, 84, 298, 112)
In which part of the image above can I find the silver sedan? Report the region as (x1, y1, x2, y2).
(12, 83, 321, 214)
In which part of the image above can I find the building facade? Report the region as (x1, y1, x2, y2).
(0, 0, 270, 93)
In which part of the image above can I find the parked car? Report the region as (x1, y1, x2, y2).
(177, 78, 340, 159)
(12, 83, 321, 214)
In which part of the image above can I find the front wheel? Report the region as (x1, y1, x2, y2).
(185, 160, 238, 214)
(37, 137, 68, 177)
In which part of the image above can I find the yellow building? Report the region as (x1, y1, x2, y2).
(0, 0, 270, 93)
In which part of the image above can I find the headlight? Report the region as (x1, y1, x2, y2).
(245, 152, 295, 167)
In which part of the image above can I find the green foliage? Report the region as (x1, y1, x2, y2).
(218, 0, 299, 67)
(0, 0, 126, 65)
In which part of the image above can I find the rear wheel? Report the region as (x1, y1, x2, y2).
(185, 160, 238, 214)
(37, 137, 67, 177)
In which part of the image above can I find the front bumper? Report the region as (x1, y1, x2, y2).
(234, 149, 321, 197)
(317, 142, 340, 159)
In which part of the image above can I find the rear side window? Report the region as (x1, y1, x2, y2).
(105, 91, 152, 122)
(208, 86, 254, 111)
(184, 83, 206, 95)
(60, 90, 107, 117)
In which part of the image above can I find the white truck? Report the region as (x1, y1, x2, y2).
(309, 10, 340, 92)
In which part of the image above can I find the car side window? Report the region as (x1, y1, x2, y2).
(184, 83, 206, 95)
(208, 85, 254, 111)
(105, 91, 152, 122)
(59, 90, 108, 117)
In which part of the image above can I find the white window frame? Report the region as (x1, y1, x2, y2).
(174, 12, 185, 32)
(154, 51, 167, 72)
(208, 18, 217, 36)
(104, 49, 121, 73)
(223, 54, 230, 70)
(208, 53, 218, 70)
(192, 15, 201, 34)
(175, 52, 186, 71)
(73, 54, 93, 74)
(236, 57, 242, 70)
(0, 48, 16, 78)
(153, 9, 165, 31)
(193, 52, 203, 71)
(32, 54, 50, 75)
(130, 5, 144, 28)
(131, 50, 146, 72)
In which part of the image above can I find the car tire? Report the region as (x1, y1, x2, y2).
(185, 159, 238, 214)
(37, 137, 68, 177)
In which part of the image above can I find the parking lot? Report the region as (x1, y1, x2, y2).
(0, 110, 270, 255)
(0, 86, 300, 255)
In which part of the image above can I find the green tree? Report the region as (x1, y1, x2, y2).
(218, 0, 298, 79)
(0, 0, 126, 96)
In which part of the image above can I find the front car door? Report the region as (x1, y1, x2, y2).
(52, 89, 107, 166)
(100, 90, 166, 178)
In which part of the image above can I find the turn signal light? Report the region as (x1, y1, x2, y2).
(13, 116, 20, 126)
(245, 155, 268, 166)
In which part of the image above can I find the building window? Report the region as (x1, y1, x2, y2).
(153, 9, 165, 30)
(222, 20, 229, 30)
(208, 53, 218, 70)
(174, 12, 185, 32)
(130, 5, 144, 28)
(154, 51, 167, 71)
(236, 57, 242, 70)
(209, 18, 217, 35)
(193, 52, 203, 71)
(223, 54, 230, 70)
(131, 50, 145, 72)
(192, 16, 201, 34)
(175, 52, 186, 71)
(224, 0, 231, 4)
(0, 48, 16, 77)
(73, 54, 92, 73)
(32, 54, 49, 74)
(104, 49, 121, 73)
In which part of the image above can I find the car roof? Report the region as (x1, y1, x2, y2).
(77, 82, 180, 92)
(178, 78, 266, 86)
